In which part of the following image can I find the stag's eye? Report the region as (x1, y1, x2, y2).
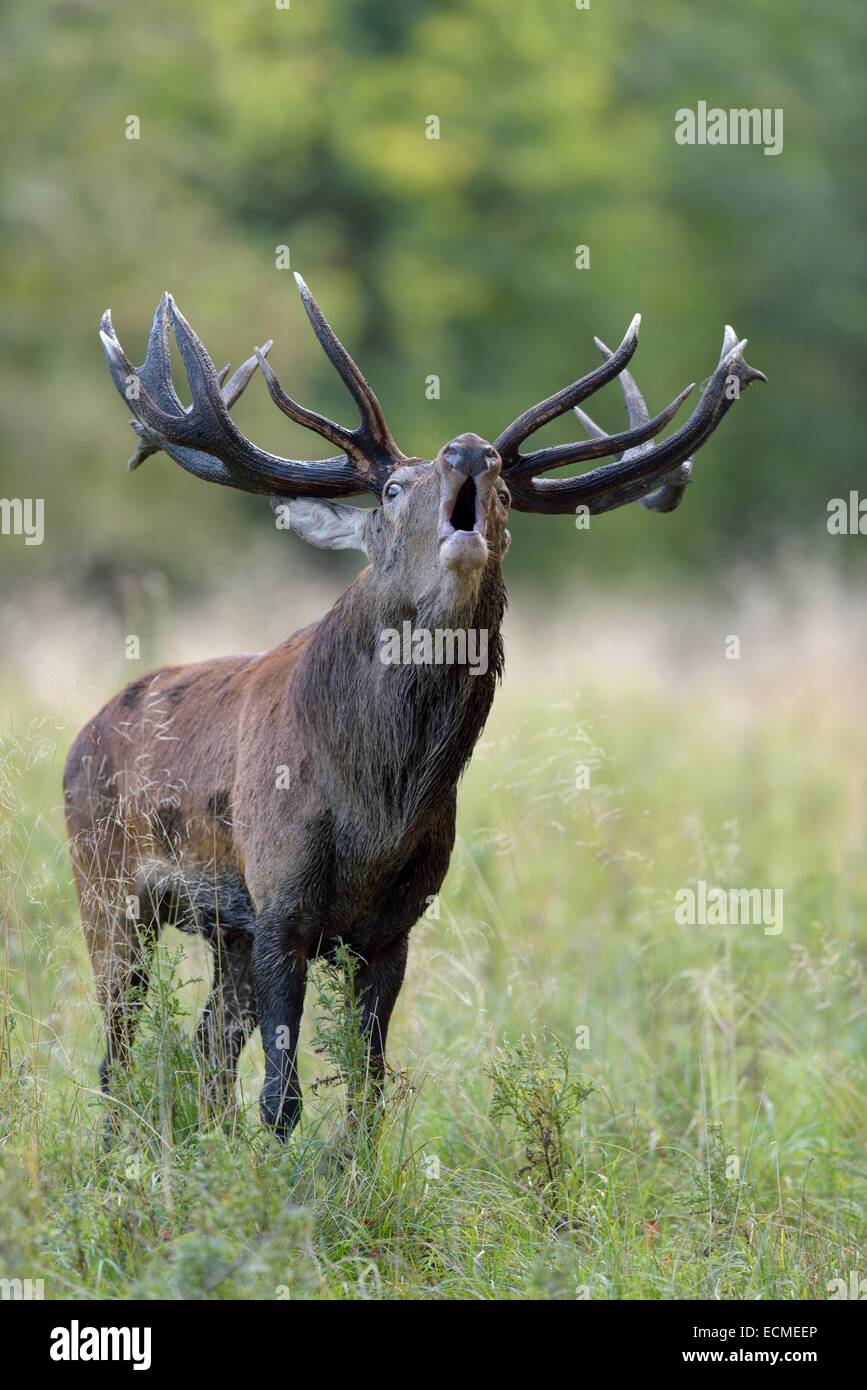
(384, 482, 403, 499)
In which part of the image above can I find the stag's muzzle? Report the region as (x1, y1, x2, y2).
(437, 433, 501, 573)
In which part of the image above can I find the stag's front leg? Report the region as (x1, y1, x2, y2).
(253, 923, 307, 1139)
(349, 936, 408, 1124)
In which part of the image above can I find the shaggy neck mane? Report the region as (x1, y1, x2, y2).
(295, 565, 507, 836)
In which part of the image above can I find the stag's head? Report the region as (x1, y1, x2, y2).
(269, 429, 511, 622)
(100, 273, 766, 618)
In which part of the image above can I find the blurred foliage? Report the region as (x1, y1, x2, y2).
(1, 0, 864, 598)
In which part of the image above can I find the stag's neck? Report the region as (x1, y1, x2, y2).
(295, 567, 506, 835)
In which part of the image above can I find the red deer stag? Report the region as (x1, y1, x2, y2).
(65, 275, 764, 1136)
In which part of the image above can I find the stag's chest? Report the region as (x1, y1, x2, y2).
(292, 804, 457, 956)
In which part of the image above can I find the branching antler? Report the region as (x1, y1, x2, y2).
(100, 279, 764, 515)
(99, 275, 405, 499)
(497, 321, 766, 515)
(572, 335, 694, 514)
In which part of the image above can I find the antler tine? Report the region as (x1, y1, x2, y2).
(505, 379, 694, 481)
(571, 335, 694, 514)
(633, 324, 764, 514)
(494, 313, 642, 466)
(255, 347, 355, 457)
(139, 293, 185, 413)
(595, 325, 762, 513)
(123, 337, 274, 477)
(99, 294, 383, 499)
(290, 272, 406, 474)
(498, 311, 699, 481)
(593, 334, 649, 430)
(507, 329, 766, 515)
(100, 299, 180, 470)
(100, 297, 260, 453)
(222, 339, 273, 408)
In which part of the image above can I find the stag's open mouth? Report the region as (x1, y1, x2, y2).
(438, 475, 490, 575)
(438, 476, 488, 544)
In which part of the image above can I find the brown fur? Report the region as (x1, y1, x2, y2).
(65, 451, 509, 1133)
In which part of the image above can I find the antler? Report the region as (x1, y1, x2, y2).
(99, 275, 405, 499)
(497, 321, 766, 515)
(571, 336, 694, 514)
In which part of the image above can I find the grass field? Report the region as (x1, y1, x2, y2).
(1, 562, 865, 1300)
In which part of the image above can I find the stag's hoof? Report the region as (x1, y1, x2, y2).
(260, 1092, 301, 1141)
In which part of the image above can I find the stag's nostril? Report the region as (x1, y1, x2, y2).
(438, 433, 500, 482)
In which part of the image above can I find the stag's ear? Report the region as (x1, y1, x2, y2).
(271, 497, 370, 555)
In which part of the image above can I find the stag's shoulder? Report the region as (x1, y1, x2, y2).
(244, 621, 321, 691)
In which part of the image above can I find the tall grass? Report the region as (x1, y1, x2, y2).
(1, 574, 865, 1299)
